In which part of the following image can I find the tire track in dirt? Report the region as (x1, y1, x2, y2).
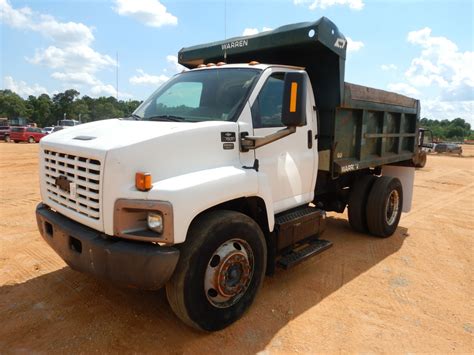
(402, 182, 474, 227)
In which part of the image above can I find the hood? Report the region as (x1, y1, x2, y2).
(40, 119, 230, 156)
(40, 118, 244, 182)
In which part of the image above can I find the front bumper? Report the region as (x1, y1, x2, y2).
(36, 203, 179, 290)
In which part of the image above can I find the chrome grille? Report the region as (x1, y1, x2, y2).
(44, 149, 101, 220)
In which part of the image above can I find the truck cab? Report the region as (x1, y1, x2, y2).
(36, 17, 419, 331)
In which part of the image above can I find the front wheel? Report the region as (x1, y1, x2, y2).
(4, 135, 10, 143)
(166, 210, 267, 331)
(366, 176, 403, 238)
(28, 137, 35, 143)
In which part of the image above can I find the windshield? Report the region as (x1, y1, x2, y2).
(134, 68, 260, 122)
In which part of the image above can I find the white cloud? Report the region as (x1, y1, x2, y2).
(90, 84, 118, 97)
(51, 72, 101, 86)
(387, 83, 420, 97)
(166, 55, 186, 73)
(129, 69, 169, 86)
(294, 0, 364, 10)
(0, 0, 32, 28)
(386, 27, 473, 123)
(3, 76, 48, 97)
(242, 27, 273, 36)
(381, 64, 397, 71)
(405, 27, 473, 101)
(242, 28, 259, 36)
(421, 99, 473, 123)
(346, 37, 364, 52)
(0, 0, 122, 98)
(0, 1, 94, 46)
(34, 15, 94, 46)
(28, 45, 115, 74)
(130, 55, 187, 86)
(113, 0, 177, 27)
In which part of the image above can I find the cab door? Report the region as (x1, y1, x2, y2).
(251, 70, 317, 213)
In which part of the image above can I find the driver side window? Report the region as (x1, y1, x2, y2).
(252, 73, 285, 128)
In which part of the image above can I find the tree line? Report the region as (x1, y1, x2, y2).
(1, 89, 472, 142)
(420, 117, 473, 141)
(0, 89, 142, 128)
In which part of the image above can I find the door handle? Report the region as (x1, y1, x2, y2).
(307, 130, 313, 149)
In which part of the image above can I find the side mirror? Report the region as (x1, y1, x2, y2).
(281, 72, 307, 127)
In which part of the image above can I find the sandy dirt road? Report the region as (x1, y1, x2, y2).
(0, 143, 473, 353)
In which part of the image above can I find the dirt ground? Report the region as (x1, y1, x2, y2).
(0, 143, 473, 354)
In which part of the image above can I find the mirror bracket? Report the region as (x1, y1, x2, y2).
(240, 126, 296, 151)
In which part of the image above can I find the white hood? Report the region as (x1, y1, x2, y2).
(40, 119, 234, 157)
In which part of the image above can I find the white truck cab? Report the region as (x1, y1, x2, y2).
(36, 17, 420, 331)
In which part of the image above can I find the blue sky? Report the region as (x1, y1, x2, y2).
(1, 0, 473, 123)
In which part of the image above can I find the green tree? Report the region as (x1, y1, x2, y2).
(52, 89, 80, 121)
(71, 99, 90, 122)
(26, 94, 53, 127)
(0, 90, 30, 118)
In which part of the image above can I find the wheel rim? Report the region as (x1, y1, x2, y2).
(204, 238, 254, 308)
(385, 190, 400, 226)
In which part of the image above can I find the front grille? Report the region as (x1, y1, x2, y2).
(43, 149, 101, 220)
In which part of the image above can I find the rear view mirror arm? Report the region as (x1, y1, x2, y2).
(240, 126, 296, 151)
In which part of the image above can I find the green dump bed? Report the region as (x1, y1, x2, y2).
(179, 17, 420, 176)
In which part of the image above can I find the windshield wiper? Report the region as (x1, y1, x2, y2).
(129, 113, 142, 120)
(145, 115, 187, 122)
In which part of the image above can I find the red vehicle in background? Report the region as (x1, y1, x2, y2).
(10, 126, 46, 143)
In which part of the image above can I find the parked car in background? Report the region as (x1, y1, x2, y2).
(42, 127, 53, 134)
(51, 126, 65, 133)
(10, 126, 46, 143)
(434, 143, 462, 155)
(0, 126, 11, 142)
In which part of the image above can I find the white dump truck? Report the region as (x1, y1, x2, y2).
(36, 17, 421, 331)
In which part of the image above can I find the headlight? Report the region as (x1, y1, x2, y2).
(147, 212, 163, 233)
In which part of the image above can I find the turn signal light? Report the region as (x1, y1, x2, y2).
(135, 172, 152, 191)
(290, 82, 298, 113)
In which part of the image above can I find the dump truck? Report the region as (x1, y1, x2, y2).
(36, 17, 422, 331)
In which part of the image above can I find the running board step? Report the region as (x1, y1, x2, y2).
(275, 205, 326, 250)
(277, 239, 333, 269)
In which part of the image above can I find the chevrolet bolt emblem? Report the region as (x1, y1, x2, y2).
(55, 175, 71, 193)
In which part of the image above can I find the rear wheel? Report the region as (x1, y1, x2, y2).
(366, 176, 403, 238)
(348, 175, 376, 233)
(166, 210, 267, 331)
(4, 135, 10, 143)
(414, 151, 427, 168)
(28, 136, 35, 143)
(14, 140, 19, 143)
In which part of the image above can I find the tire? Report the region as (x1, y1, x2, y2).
(366, 176, 403, 238)
(166, 210, 267, 331)
(415, 152, 427, 168)
(348, 175, 377, 233)
(28, 137, 35, 143)
(4, 135, 10, 143)
(14, 140, 19, 143)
